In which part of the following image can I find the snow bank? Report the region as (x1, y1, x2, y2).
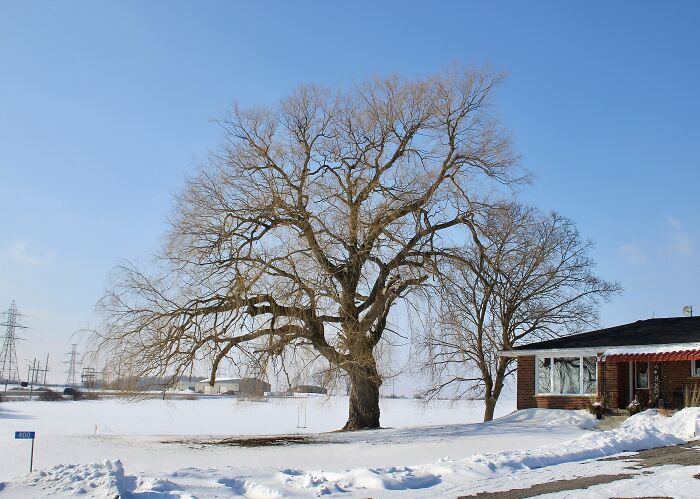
(622, 407, 700, 439)
(493, 408, 598, 430)
(276, 408, 698, 495)
(18, 460, 126, 497)
(279, 466, 441, 495)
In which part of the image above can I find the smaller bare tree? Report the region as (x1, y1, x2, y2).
(423, 202, 620, 421)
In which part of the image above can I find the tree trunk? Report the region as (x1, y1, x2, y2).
(343, 373, 381, 430)
(483, 396, 497, 422)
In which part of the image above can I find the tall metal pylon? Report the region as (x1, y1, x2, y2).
(0, 301, 27, 392)
(65, 344, 79, 387)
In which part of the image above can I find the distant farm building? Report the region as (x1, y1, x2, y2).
(174, 377, 200, 392)
(286, 384, 328, 395)
(195, 377, 271, 396)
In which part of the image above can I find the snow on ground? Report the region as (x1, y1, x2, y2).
(0, 395, 508, 437)
(547, 462, 700, 498)
(0, 397, 698, 498)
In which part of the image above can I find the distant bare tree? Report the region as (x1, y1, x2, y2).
(423, 203, 620, 421)
(95, 67, 522, 430)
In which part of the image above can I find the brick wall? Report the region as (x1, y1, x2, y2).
(600, 361, 630, 409)
(657, 361, 700, 407)
(532, 395, 594, 410)
(516, 356, 536, 409)
(601, 360, 615, 407)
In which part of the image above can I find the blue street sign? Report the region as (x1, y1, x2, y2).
(14, 431, 36, 472)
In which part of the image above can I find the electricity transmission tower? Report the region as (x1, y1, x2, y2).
(81, 367, 100, 389)
(65, 344, 79, 387)
(0, 301, 27, 393)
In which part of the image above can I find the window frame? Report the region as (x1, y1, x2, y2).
(535, 355, 598, 396)
(691, 359, 700, 378)
(635, 361, 650, 389)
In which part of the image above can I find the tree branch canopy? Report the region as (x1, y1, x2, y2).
(94, 66, 523, 429)
(421, 202, 621, 421)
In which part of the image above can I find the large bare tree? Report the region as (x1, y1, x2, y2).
(96, 68, 522, 430)
(422, 203, 620, 421)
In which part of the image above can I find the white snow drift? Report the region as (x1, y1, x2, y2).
(0, 399, 698, 498)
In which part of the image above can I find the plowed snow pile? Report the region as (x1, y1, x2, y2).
(3, 407, 698, 498)
(16, 461, 126, 497)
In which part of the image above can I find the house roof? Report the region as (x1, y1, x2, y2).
(197, 378, 242, 384)
(602, 344, 700, 362)
(511, 316, 700, 352)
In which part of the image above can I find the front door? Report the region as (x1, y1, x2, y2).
(634, 361, 650, 406)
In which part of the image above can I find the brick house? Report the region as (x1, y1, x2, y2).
(502, 317, 700, 411)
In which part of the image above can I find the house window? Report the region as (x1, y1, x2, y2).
(537, 357, 552, 394)
(536, 356, 597, 395)
(691, 360, 700, 377)
(582, 357, 597, 393)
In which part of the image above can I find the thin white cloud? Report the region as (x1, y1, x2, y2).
(8, 241, 55, 267)
(618, 244, 648, 266)
(667, 217, 682, 230)
(665, 217, 695, 257)
(21, 307, 61, 322)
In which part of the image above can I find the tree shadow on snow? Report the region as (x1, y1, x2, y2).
(0, 406, 35, 420)
(325, 409, 591, 445)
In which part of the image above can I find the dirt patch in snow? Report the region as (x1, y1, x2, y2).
(169, 434, 324, 447)
(602, 439, 700, 468)
(213, 435, 320, 447)
(459, 474, 634, 498)
(462, 440, 700, 498)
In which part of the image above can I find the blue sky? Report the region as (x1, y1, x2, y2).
(1, 1, 699, 387)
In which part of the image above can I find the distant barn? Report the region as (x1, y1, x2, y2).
(196, 377, 271, 396)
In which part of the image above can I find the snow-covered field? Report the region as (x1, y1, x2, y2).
(0, 396, 699, 498)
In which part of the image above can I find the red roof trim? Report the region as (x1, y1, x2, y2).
(605, 349, 700, 362)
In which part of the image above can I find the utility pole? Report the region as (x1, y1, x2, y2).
(43, 353, 50, 386)
(31, 355, 49, 389)
(0, 301, 27, 395)
(28, 358, 38, 400)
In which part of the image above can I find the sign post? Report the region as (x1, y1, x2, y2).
(14, 431, 36, 472)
